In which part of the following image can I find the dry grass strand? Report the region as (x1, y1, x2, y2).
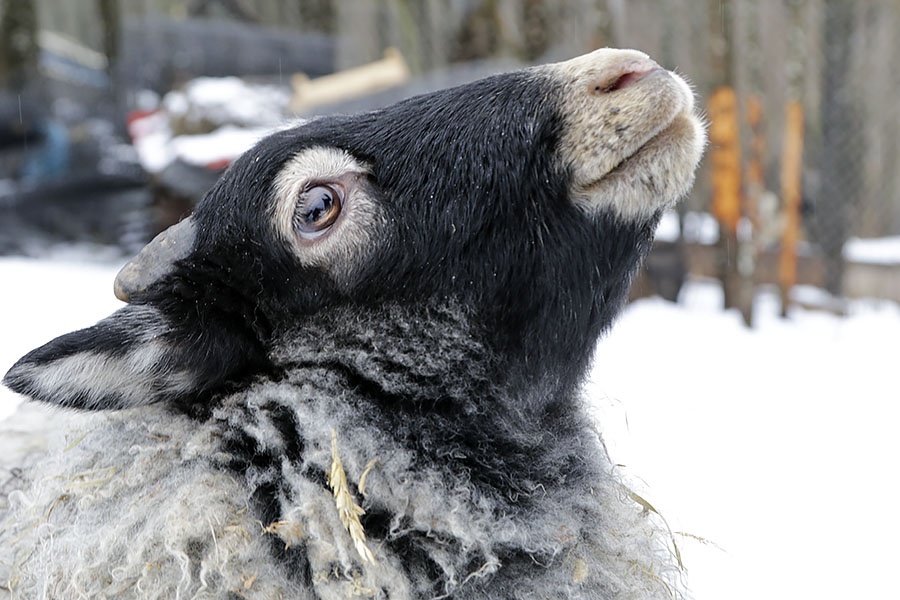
(328, 429, 375, 564)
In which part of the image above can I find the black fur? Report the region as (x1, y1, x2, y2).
(2, 53, 699, 598)
(5, 68, 656, 410)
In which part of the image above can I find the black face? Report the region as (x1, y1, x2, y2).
(190, 70, 654, 392)
(3, 63, 676, 411)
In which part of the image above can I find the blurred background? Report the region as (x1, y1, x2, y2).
(3, 4, 899, 599)
(0, 0, 898, 321)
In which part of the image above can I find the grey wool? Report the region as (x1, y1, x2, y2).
(1, 48, 705, 599)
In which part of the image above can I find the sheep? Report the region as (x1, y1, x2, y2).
(1, 47, 705, 599)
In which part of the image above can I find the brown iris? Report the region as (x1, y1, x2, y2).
(294, 183, 343, 238)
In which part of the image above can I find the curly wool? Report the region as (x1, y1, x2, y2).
(0, 306, 679, 600)
(1, 409, 303, 599)
(1, 47, 705, 599)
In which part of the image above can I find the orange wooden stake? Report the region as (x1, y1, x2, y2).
(778, 100, 805, 316)
(744, 95, 765, 234)
(707, 86, 742, 237)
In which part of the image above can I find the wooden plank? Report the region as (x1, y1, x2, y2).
(291, 47, 410, 113)
(778, 100, 805, 316)
(707, 86, 742, 236)
(743, 95, 764, 235)
(707, 85, 748, 318)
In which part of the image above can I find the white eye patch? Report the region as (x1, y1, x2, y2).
(271, 146, 385, 287)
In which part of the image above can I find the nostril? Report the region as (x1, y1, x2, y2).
(612, 69, 652, 91)
(590, 64, 664, 94)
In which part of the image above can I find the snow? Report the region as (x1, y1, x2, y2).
(588, 282, 900, 600)
(844, 235, 900, 265)
(130, 113, 283, 174)
(128, 111, 176, 172)
(164, 76, 291, 130)
(129, 111, 274, 174)
(2, 256, 899, 599)
(170, 125, 273, 168)
(653, 210, 719, 244)
(655, 210, 681, 242)
(682, 211, 720, 244)
(129, 76, 294, 173)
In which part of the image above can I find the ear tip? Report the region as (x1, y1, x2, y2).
(3, 356, 36, 398)
(2, 347, 121, 410)
(1, 307, 194, 412)
(1, 332, 110, 408)
(2, 365, 17, 390)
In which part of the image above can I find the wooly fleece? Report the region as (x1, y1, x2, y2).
(1, 48, 705, 599)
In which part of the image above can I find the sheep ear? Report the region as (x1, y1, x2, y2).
(3, 217, 267, 410)
(3, 305, 194, 410)
(3, 301, 267, 410)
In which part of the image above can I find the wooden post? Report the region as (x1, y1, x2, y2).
(743, 96, 765, 235)
(707, 86, 744, 313)
(708, 87, 743, 235)
(778, 100, 805, 316)
(290, 47, 410, 113)
(737, 95, 766, 325)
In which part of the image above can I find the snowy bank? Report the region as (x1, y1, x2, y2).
(1, 258, 899, 599)
(844, 235, 900, 265)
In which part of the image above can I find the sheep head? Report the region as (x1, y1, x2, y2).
(4, 48, 705, 410)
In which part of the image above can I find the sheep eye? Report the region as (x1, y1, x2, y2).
(295, 184, 343, 238)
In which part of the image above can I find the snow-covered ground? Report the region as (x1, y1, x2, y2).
(1, 255, 899, 599)
(587, 283, 900, 600)
(844, 235, 900, 265)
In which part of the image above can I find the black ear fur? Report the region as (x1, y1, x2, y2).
(3, 303, 269, 410)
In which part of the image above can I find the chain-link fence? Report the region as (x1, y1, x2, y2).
(2, 0, 898, 305)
